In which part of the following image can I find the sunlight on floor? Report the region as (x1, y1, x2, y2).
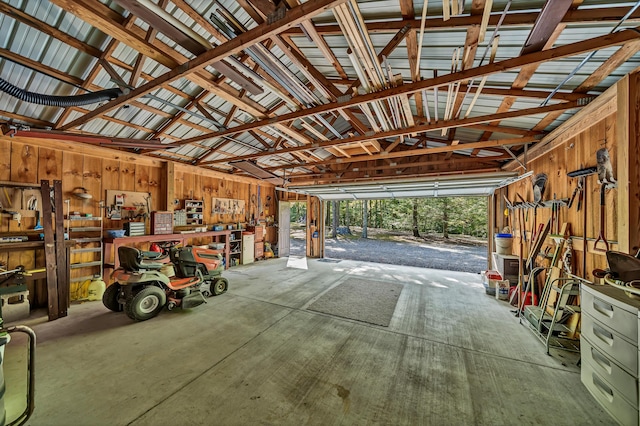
(286, 256, 308, 270)
(417, 244, 465, 253)
(426, 282, 449, 288)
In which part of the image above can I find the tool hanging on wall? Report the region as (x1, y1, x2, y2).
(594, 182, 610, 252)
(567, 166, 597, 277)
(531, 173, 548, 242)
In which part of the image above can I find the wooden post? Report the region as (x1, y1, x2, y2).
(617, 73, 640, 254)
(362, 200, 368, 238)
(165, 161, 175, 212)
(40, 180, 59, 320)
(487, 193, 495, 270)
(53, 180, 68, 317)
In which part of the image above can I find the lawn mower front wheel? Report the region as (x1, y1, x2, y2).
(212, 278, 228, 296)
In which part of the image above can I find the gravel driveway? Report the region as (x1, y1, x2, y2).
(289, 235, 487, 273)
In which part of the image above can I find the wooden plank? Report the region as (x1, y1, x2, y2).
(521, 0, 573, 55)
(413, 0, 428, 72)
(200, 103, 574, 164)
(120, 163, 136, 192)
(282, 7, 640, 36)
(149, 166, 162, 211)
(504, 85, 617, 169)
(0, 1, 102, 58)
(10, 143, 38, 184)
(135, 164, 150, 194)
(62, 152, 84, 214)
(576, 40, 640, 93)
(53, 180, 68, 317)
(40, 180, 59, 321)
(83, 156, 102, 218)
(0, 139, 10, 181)
(478, 0, 492, 42)
(37, 148, 63, 181)
(56, 0, 349, 130)
(617, 73, 640, 254)
(165, 161, 175, 212)
(178, 28, 640, 147)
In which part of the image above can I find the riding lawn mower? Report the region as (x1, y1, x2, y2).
(103, 242, 229, 321)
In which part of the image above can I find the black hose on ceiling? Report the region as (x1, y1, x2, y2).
(0, 77, 123, 107)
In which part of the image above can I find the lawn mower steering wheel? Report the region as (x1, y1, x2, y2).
(156, 240, 181, 251)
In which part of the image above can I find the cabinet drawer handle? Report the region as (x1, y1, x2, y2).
(593, 299, 614, 318)
(592, 324, 614, 346)
(591, 347, 612, 374)
(592, 374, 614, 403)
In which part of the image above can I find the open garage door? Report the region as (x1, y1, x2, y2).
(279, 172, 528, 272)
(284, 172, 520, 200)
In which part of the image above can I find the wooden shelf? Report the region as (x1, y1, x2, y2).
(185, 199, 203, 225)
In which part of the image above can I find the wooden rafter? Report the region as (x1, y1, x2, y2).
(199, 103, 577, 165)
(55, 0, 347, 131)
(281, 7, 640, 36)
(172, 29, 640, 148)
(0, 2, 102, 58)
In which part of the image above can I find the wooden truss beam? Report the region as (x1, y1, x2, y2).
(199, 102, 574, 164)
(56, 0, 348, 131)
(172, 29, 639, 147)
(281, 7, 640, 36)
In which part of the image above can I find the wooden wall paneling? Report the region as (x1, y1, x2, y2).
(148, 165, 162, 211)
(617, 73, 640, 254)
(37, 147, 62, 181)
(0, 139, 10, 181)
(62, 151, 85, 289)
(193, 173, 203, 219)
(239, 182, 247, 223)
(135, 164, 150, 194)
(82, 156, 102, 217)
(102, 159, 121, 229)
(120, 163, 136, 191)
(506, 106, 617, 280)
(62, 152, 85, 213)
(164, 161, 175, 211)
(10, 142, 38, 183)
(174, 170, 185, 201)
(182, 171, 195, 201)
(201, 176, 215, 223)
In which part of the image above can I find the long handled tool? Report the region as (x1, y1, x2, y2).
(594, 182, 610, 252)
(567, 167, 597, 277)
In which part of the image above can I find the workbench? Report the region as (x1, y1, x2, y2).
(103, 230, 232, 281)
(0, 240, 73, 319)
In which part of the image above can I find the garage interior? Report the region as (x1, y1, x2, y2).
(1, 0, 640, 424)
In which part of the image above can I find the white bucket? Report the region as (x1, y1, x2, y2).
(494, 234, 513, 255)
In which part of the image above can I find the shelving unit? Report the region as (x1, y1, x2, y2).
(185, 200, 203, 225)
(227, 229, 243, 267)
(66, 217, 103, 299)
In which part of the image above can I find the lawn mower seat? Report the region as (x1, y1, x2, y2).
(118, 246, 163, 272)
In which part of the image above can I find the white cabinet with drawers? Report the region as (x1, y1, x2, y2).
(581, 283, 640, 426)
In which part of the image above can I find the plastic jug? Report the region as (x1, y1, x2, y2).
(87, 276, 106, 301)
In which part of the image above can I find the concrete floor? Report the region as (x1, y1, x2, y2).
(4, 256, 611, 425)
